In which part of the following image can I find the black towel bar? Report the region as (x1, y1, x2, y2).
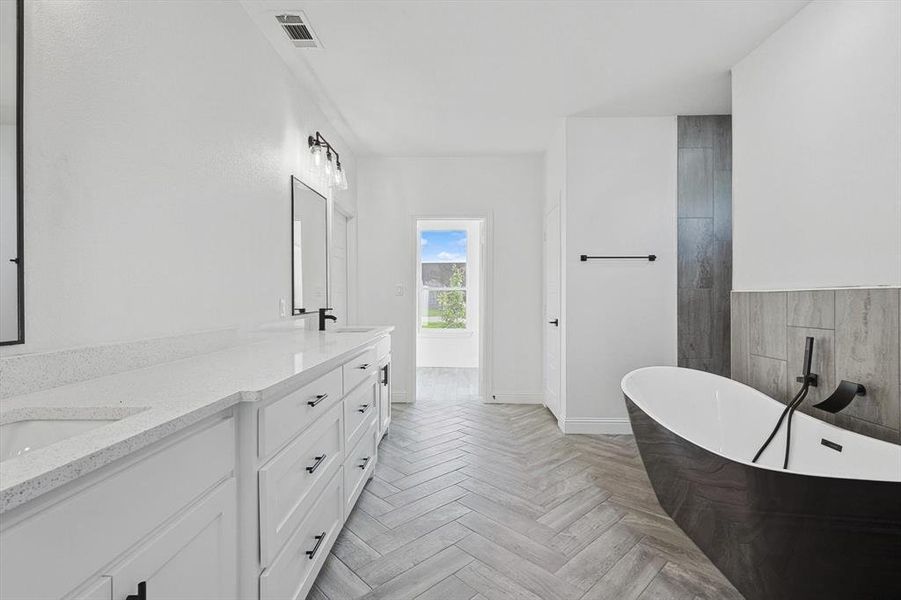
(580, 254, 656, 262)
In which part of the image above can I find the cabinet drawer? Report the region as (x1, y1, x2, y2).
(258, 402, 343, 566)
(344, 376, 377, 450)
(342, 347, 378, 393)
(260, 471, 343, 600)
(343, 416, 378, 516)
(0, 415, 234, 600)
(259, 367, 342, 458)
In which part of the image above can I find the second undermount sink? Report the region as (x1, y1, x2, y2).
(0, 418, 119, 462)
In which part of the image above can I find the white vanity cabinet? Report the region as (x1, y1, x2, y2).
(0, 412, 238, 600)
(375, 333, 392, 440)
(107, 478, 237, 600)
(0, 331, 391, 600)
(377, 355, 392, 440)
(242, 334, 390, 600)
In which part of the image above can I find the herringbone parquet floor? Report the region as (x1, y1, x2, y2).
(309, 393, 744, 600)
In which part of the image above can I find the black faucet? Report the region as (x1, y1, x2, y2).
(813, 380, 867, 413)
(318, 307, 337, 331)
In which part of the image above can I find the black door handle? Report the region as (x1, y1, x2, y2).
(306, 531, 327, 559)
(308, 393, 328, 407)
(358, 404, 370, 414)
(548, 319, 559, 326)
(306, 454, 327, 473)
(358, 456, 371, 470)
(126, 581, 147, 600)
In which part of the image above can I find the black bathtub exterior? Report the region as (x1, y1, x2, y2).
(625, 395, 901, 600)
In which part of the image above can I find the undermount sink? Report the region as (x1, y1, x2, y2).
(0, 418, 119, 462)
(332, 327, 378, 333)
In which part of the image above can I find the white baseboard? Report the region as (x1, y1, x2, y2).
(391, 391, 410, 403)
(487, 392, 543, 405)
(557, 417, 633, 435)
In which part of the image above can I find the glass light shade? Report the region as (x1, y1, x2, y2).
(335, 164, 348, 190)
(310, 143, 324, 167)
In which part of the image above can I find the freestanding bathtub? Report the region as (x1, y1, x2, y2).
(622, 367, 901, 600)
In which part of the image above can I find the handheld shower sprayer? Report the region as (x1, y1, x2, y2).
(752, 336, 817, 467)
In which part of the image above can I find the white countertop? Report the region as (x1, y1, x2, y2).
(0, 325, 393, 513)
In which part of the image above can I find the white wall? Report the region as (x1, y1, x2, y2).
(356, 156, 544, 404)
(562, 118, 678, 432)
(3, 0, 356, 355)
(732, 0, 901, 290)
(0, 124, 17, 341)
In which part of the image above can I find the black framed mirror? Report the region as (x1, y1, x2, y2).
(290, 176, 329, 316)
(0, 0, 24, 345)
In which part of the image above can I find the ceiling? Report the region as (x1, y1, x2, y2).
(242, 1, 807, 156)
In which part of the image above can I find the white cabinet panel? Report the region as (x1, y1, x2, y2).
(108, 479, 237, 600)
(260, 471, 343, 600)
(378, 357, 391, 439)
(73, 577, 112, 600)
(344, 376, 377, 451)
(0, 416, 235, 600)
(258, 401, 343, 566)
(343, 416, 377, 516)
(342, 347, 378, 394)
(258, 367, 343, 458)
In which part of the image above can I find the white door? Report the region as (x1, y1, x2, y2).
(331, 212, 349, 325)
(108, 480, 237, 600)
(544, 206, 562, 418)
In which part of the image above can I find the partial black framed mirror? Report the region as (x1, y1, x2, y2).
(291, 176, 329, 316)
(0, 0, 24, 345)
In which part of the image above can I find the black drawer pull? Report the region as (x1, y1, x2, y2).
(306, 531, 327, 559)
(308, 393, 328, 407)
(358, 456, 371, 470)
(126, 582, 147, 600)
(306, 454, 327, 473)
(357, 363, 370, 370)
(358, 404, 370, 414)
(381, 364, 389, 386)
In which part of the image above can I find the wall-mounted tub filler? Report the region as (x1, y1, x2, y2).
(813, 380, 867, 414)
(752, 336, 818, 468)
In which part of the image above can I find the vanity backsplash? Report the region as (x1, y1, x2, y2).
(731, 287, 901, 444)
(0, 328, 239, 399)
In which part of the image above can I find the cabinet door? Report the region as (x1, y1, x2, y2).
(378, 359, 391, 437)
(108, 479, 237, 600)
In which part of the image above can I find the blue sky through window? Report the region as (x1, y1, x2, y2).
(420, 230, 467, 263)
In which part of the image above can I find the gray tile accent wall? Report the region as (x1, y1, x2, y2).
(731, 287, 901, 444)
(677, 116, 731, 377)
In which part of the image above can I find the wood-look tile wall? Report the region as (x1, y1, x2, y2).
(732, 288, 901, 444)
(677, 116, 732, 376)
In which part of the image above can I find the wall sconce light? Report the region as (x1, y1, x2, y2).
(308, 131, 347, 191)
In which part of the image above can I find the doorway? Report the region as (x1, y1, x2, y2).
(415, 218, 485, 403)
(543, 205, 562, 418)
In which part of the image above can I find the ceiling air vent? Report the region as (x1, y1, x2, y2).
(276, 14, 320, 48)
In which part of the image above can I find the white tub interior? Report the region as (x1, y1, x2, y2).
(622, 366, 901, 482)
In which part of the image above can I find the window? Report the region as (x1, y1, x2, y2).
(420, 230, 467, 329)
